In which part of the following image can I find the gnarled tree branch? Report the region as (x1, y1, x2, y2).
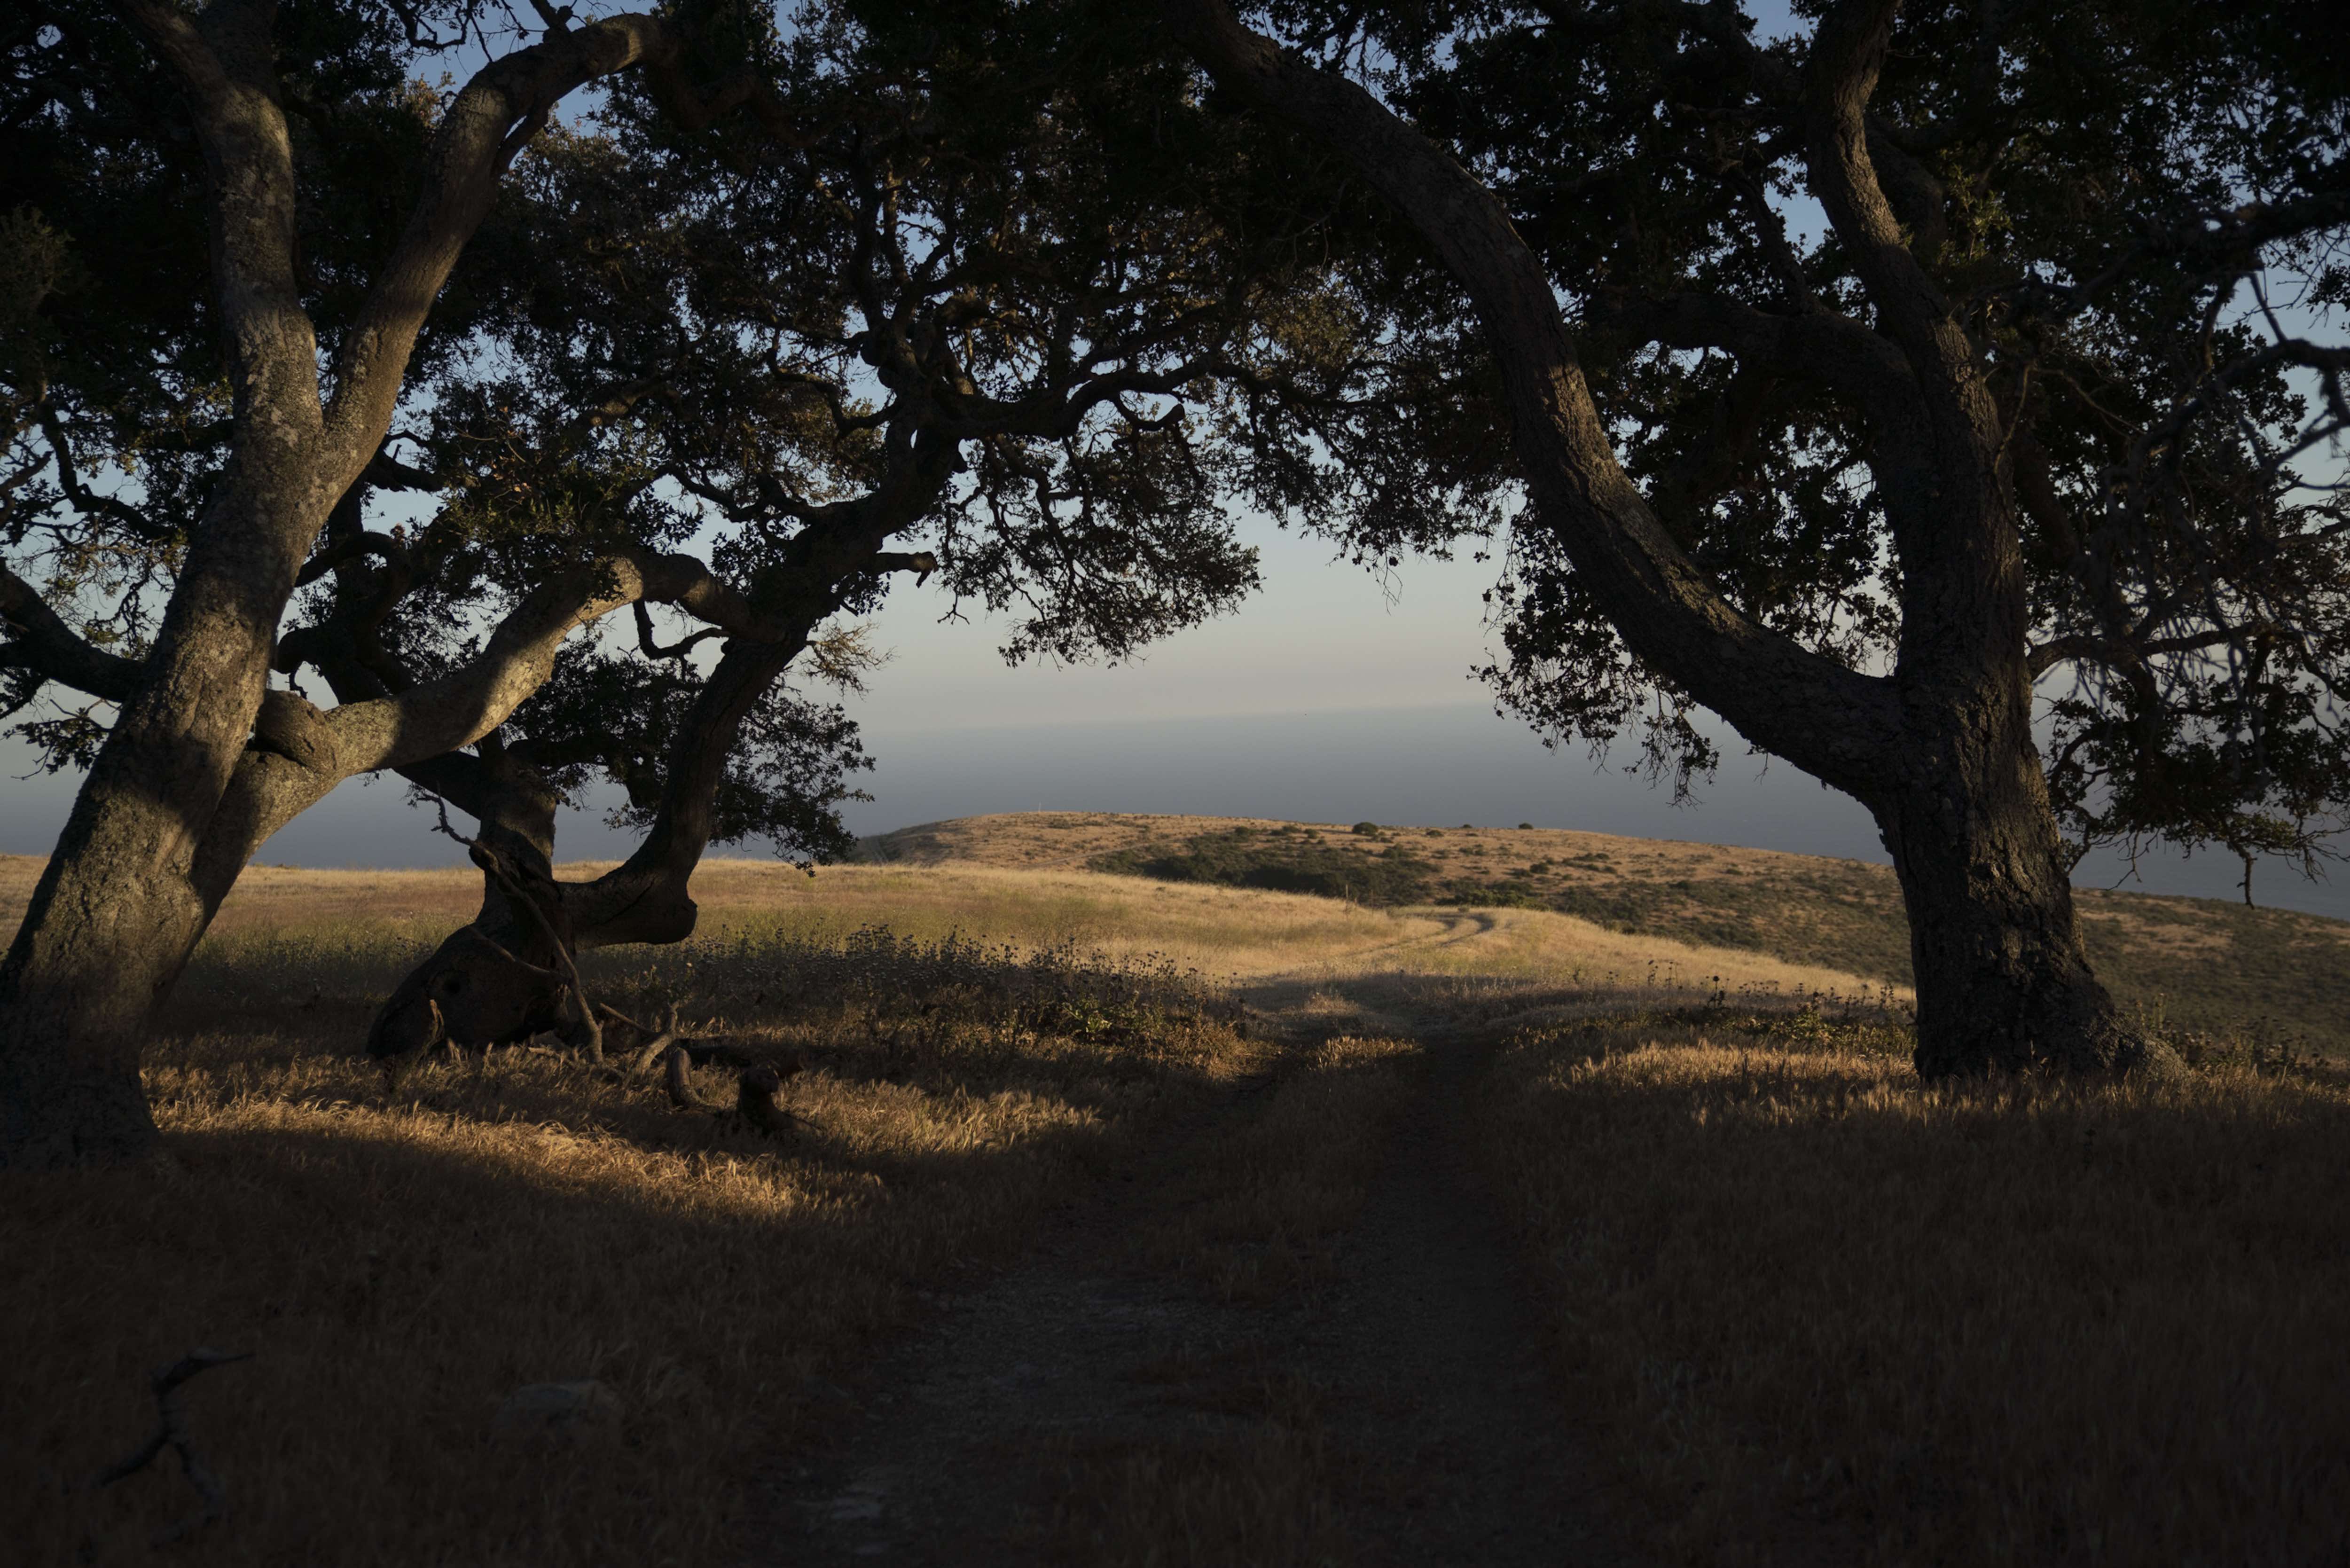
(1161, 0, 1903, 795)
(0, 562, 143, 701)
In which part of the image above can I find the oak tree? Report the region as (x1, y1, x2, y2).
(1166, 0, 2350, 1075)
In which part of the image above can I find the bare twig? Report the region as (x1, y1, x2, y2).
(93, 1348, 253, 1547)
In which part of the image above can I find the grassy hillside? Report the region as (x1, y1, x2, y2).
(870, 812, 2350, 1055)
(8, 808, 2336, 1051)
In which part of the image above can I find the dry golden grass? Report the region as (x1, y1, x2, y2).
(1138, 1034, 1420, 1302)
(871, 812, 2350, 1053)
(16, 826, 2344, 1564)
(4, 913, 1268, 1567)
(1040, 1371, 1346, 1568)
(0, 850, 42, 931)
(1475, 1009, 2350, 1566)
(155, 856, 1881, 1022)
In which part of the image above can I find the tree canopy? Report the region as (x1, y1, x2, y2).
(3, 0, 1447, 909)
(2, 0, 1490, 1142)
(1253, 0, 2350, 874)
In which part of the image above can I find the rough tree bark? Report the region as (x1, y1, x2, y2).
(1162, 0, 2167, 1077)
(1873, 707, 2132, 1077)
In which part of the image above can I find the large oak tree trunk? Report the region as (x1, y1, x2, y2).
(1872, 701, 2154, 1076)
(0, 470, 322, 1164)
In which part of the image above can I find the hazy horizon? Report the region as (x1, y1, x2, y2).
(7, 516, 2344, 919)
(7, 695, 2340, 920)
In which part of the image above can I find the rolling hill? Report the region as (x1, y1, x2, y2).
(868, 811, 2350, 1055)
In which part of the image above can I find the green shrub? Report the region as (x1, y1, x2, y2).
(1092, 829, 1437, 906)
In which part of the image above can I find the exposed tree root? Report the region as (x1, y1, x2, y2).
(619, 1002, 684, 1082)
(92, 1348, 252, 1546)
(663, 1036, 714, 1111)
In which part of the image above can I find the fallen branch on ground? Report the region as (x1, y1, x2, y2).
(619, 1002, 684, 1081)
(663, 1036, 713, 1111)
(661, 1039, 803, 1137)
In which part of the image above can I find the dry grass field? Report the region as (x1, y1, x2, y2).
(874, 812, 2350, 1055)
(1477, 1010, 2350, 1566)
(4, 877, 1283, 1567)
(6, 814, 2347, 1564)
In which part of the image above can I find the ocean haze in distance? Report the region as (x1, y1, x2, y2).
(5, 519, 2344, 920)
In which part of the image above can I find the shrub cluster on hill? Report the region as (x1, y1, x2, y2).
(1091, 825, 1440, 907)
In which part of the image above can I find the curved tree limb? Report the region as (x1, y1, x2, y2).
(564, 438, 960, 946)
(188, 545, 777, 918)
(1801, 0, 1998, 456)
(110, 0, 322, 466)
(316, 12, 779, 490)
(1160, 0, 1902, 795)
(1585, 290, 1917, 412)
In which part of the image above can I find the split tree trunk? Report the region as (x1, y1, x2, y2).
(366, 637, 807, 1062)
(364, 753, 576, 1059)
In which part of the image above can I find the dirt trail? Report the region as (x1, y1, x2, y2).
(747, 970, 1641, 1566)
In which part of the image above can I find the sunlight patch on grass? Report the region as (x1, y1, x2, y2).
(4, 932, 1264, 1567)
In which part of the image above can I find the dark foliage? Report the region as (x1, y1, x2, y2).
(1092, 824, 1440, 904)
(2, 0, 1455, 874)
(1250, 0, 2350, 868)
